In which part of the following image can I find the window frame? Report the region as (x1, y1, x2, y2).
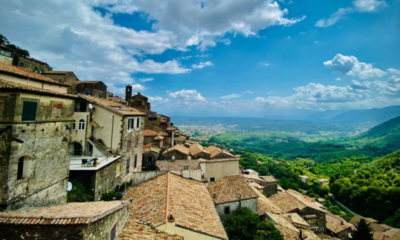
(78, 119, 85, 130)
(127, 118, 134, 131)
(136, 117, 140, 129)
(224, 206, 230, 215)
(126, 159, 130, 174)
(22, 101, 38, 122)
(134, 155, 137, 169)
(210, 177, 215, 182)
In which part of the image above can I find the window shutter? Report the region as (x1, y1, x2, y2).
(22, 101, 37, 121)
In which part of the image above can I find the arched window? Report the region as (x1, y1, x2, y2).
(17, 156, 31, 180)
(78, 119, 85, 130)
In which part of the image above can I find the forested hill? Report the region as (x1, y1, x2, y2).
(330, 106, 400, 124)
(352, 116, 400, 154)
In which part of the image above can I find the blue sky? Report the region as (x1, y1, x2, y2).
(1, 0, 399, 116)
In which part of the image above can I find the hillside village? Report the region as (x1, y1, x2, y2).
(1, 44, 399, 240)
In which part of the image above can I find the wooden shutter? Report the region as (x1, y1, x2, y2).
(22, 101, 37, 121)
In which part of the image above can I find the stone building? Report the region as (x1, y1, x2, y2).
(326, 213, 353, 240)
(42, 70, 79, 84)
(0, 70, 76, 210)
(142, 143, 161, 171)
(0, 200, 131, 239)
(0, 45, 13, 65)
(12, 54, 52, 73)
(69, 94, 146, 200)
(200, 158, 240, 183)
(243, 174, 278, 197)
(208, 175, 259, 219)
(123, 172, 228, 240)
(143, 129, 157, 144)
(69, 81, 108, 99)
(190, 143, 211, 159)
(126, 89, 151, 114)
(269, 189, 327, 233)
(205, 146, 235, 159)
(249, 185, 282, 217)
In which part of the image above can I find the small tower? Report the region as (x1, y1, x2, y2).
(125, 85, 132, 104)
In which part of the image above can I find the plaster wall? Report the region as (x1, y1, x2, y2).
(201, 160, 239, 182)
(215, 198, 258, 219)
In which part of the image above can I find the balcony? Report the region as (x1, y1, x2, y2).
(69, 154, 121, 171)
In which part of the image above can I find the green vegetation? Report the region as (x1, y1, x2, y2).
(0, 34, 30, 57)
(352, 219, 374, 240)
(67, 181, 93, 202)
(223, 207, 283, 240)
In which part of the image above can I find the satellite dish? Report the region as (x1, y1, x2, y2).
(67, 182, 73, 191)
(88, 103, 93, 110)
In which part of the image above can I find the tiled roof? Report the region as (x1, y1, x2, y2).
(143, 143, 161, 154)
(204, 146, 235, 158)
(154, 136, 164, 140)
(250, 185, 282, 215)
(175, 136, 187, 142)
(118, 218, 183, 240)
(270, 189, 326, 213)
(0, 78, 77, 98)
(266, 212, 321, 240)
(326, 213, 353, 234)
(208, 175, 259, 204)
(156, 159, 200, 171)
(162, 144, 189, 156)
(283, 213, 310, 228)
(189, 143, 204, 156)
(43, 71, 74, 75)
(260, 176, 277, 182)
(0, 62, 69, 86)
(199, 158, 239, 163)
(243, 174, 264, 181)
(70, 80, 105, 85)
(0, 200, 130, 225)
(123, 173, 228, 239)
(78, 94, 146, 116)
(249, 182, 264, 189)
(157, 131, 169, 137)
(144, 129, 157, 137)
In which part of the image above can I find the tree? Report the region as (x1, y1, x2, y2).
(352, 218, 374, 240)
(0, 34, 10, 45)
(223, 207, 283, 240)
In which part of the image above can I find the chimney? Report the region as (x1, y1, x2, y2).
(125, 85, 132, 105)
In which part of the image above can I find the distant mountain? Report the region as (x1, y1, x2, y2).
(355, 116, 400, 154)
(331, 106, 400, 124)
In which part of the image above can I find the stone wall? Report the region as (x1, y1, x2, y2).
(299, 207, 326, 233)
(0, 92, 74, 210)
(0, 205, 128, 240)
(142, 151, 159, 171)
(94, 158, 122, 200)
(130, 170, 167, 186)
(162, 150, 188, 160)
(263, 182, 278, 197)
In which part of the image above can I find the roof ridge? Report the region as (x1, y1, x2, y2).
(165, 172, 171, 223)
(216, 176, 230, 203)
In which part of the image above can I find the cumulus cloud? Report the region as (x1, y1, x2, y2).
(388, 68, 400, 75)
(105, 0, 305, 50)
(192, 61, 214, 69)
(375, 76, 400, 98)
(324, 54, 386, 79)
(169, 89, 206, 102)
(131, 84, 145, 91)
(316, 0, 386, 27)
(221, 93, 241, 100)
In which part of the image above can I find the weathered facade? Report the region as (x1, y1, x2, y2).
(200, 158, 240, 183)
(0, 79, 75, 210)
(162, 144, 189, 160)
(70, 81, 107, 99)
(0, 200, 130, 240)
(12, 54, 52, 73)
(42, 71, 79, 84)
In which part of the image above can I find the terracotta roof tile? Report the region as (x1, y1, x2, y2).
(208, 175, 258, 204)
(270, 190, 326, 213)
(249, 182, 264, 189)
(250, 185, 282, 215)
(118, 218, 183, 240)
(0, 62, 69, 86)
(157, 131, 169, 137)
(283, 213, 310, 228)
(260, 176, 277, 182)
(123, 173, 227, 239)
(204, 146, 235, 159)
(0, 200, 130, 225)
(78, 94, 146, 116)
(326, 213, 353, 234)
(144, 129, 157, 137)
(0, 78, 77, 98)
(162, 144, 189, 156)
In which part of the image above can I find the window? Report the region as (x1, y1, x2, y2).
(136, 117, 140, 129)
(210, 177, 215, 182)
(34, 66, 38, 72)
(72, 121, 76, 130)
(78, 119, 85, 130)
(17, 157, 31, 180)
(148, 156, 153, 162)
(40, 68, 44, 73)
(19, 61, 24, 67)
(22, 101, 38, 121)
(110, 224, 116, 240)
(224, 206, 230, 215)
(134, 155, 137, 169)
(128, 118, 134, 130)
(126, 159, 130, 174)
(183, 165, 189, 170)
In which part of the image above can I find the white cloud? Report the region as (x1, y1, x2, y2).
(324, 54, 386, 79)
(131, 84, 145, 91)
(139, 78, 154, 82)
(105, 0, 305, 50)
(221, 93, 241, 100)
(388, 68, 400, 75)
(316, 0, 386, 27)
(192, 61, 214, 69)
(169, 89, 206, 102)
(148, 96, 169, 103)
(375, 76, 400, 98)
(244, 90, 254, 94)
(353, 0, 387, 12)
